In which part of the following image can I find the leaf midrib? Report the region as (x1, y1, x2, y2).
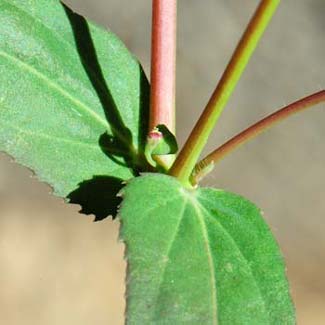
(0, 50, 109, 130)
(2, 0, 138, 149)
(151, 197, 188, 320)
(189, 197, 218, 325)
(141, 188, 218, 324)
(0, 117, 104, 150)
(197, 195, 269, 322)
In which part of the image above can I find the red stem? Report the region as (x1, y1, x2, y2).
(193, 90, 325, 183)
(149, 0, 177, 133)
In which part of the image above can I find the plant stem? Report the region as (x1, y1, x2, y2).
(192, 90, 325, 184)
(149, 0, 177, 133)
(169, 0, 280, 186)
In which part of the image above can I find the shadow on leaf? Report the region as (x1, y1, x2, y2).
(62, 4, 150, 220)
(64, 4, 135, 167)
(67, 176, 124, 221)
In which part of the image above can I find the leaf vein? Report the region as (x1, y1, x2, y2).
(197, 197, 269, 321)
(0, 117, 104, 150)
(0, 50, 109, 129)
(1, 1, 139, 151)
(151, 197, 188, 319)
(135, 195, 181, 224)
(190, 199, 218, 325)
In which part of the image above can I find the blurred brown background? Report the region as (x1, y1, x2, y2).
(1, 0, 324, 324)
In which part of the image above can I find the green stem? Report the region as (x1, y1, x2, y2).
(192, 90, 325, 184)
(169, 0, 280, 186)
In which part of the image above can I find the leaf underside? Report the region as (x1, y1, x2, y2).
(120, 174, 295, 324)
(0, 0, 149, 218)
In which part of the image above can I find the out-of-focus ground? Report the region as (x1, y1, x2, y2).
(1, 1, 324, 324)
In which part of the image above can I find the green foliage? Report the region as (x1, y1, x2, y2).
(0, 0, 296, 322)
(0, 0, 149, 202)
(120, 174, 295, 324)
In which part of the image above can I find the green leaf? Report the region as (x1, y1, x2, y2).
(120, 174, 295, 324)
(0, 0, 149, 201)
